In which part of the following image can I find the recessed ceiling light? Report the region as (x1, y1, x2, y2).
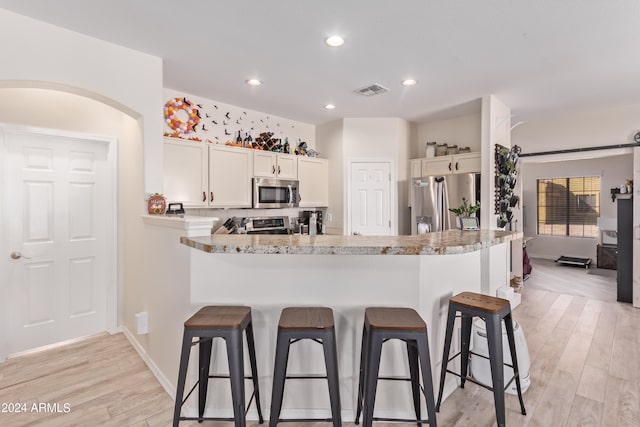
(325, 35, 345, 47)
(324, 104, 336, 110)
(245, 79, 262, 86)
(401, 79, 418, 86)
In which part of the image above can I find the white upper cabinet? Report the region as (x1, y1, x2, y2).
(209, 145, 253, 208)
(162, 138, 253, 208)
(276, 154, 298, 179)
(421, 152, 481, 176)
(253, 151, 298, 179)
(298, 157, 329, 207)
(163, 138, 208, 207)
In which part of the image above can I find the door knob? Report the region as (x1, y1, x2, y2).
(10, 251, 31, 260)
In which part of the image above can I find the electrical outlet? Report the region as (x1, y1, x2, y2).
(136, 312, 149, 335)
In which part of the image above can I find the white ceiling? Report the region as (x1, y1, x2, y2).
(1, 0, 639, 125)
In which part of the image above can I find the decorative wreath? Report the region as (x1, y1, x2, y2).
(164, 97, 201, 134)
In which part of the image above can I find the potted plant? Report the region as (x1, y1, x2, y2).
(449, 197, 480, 229)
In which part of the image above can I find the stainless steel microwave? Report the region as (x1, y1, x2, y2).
(252, 178, 299, 208)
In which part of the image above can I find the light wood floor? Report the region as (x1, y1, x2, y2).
(525, 258, 617, 302)
(1, 279, 639, 426)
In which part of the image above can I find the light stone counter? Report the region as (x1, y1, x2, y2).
(180, 229, 522, 255)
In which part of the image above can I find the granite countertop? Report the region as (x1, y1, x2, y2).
(180, 229, 522, 255)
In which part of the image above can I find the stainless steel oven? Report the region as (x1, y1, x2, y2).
(243, 216, 290, 234)
(252, 178, 299, 209)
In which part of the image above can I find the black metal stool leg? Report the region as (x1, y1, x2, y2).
(323, 329, 342, 427)
(435, 305, 457, 412)
(355, 324, 368, 425)
(363, 332, 383, 427)
(504, 313, 526, 416)
(269, 332, 291, 427)
(407, 340, 422, 426)
(245, 322, 264, 423)
(227, 330, 247, 427)
(198, 337, 213, 420)
(459, 315, 472, 389)
(417, 332, 438, 427)
(173, 329, 193, 427)
(485, 314, 506, 427)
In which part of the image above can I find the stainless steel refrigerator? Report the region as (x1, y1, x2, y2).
(411, 173, 481, 234)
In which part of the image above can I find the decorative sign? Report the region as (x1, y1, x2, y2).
(147, 193, 167, 215)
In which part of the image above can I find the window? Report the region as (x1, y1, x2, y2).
(537, 176, 600, 237)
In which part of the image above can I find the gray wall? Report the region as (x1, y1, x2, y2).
(521, 154, 633, 260)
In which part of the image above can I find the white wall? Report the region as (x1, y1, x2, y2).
(0, 87, 142, 347)
(514, 104, 639, 306)
(0, 9, 175, 378)
(316, 119, 345, 235)
(342, 118, 412, 235)
(0, 8, 163, 193)
(415, 113, 481, 159)
(163, 88, 315, 150)
(513, 104, 640, 153)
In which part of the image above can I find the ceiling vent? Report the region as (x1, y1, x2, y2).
(354, 83, 389, 97)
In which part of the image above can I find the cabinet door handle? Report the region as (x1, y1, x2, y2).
(202, 191, 206, 202)
(272, 165, 276, 174)
(455, 161, 459, 171)
(278, 166, 281, 175)
(448, 162, 452, 171)
(210, 192, 214, 202)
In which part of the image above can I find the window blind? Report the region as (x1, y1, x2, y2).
(537, 176, 600, 237)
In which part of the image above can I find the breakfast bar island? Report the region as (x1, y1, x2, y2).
(176, 229, 521, 421)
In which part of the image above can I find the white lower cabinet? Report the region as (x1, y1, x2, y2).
(298, 157, 329, 207)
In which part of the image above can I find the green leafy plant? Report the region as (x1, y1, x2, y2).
(449, 197, 480, 217)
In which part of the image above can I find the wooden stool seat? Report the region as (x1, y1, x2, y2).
(449, 292, 510, 313)
(184, 305, 251, 329)
(278, 307, 334, 330)
(365, 307, 427, 331)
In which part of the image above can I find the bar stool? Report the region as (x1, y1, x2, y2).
(435, 292, 526, 427)
(355, 307, 437, 427)
(172, 305, 264, 427)
(269, 307, 341, 427)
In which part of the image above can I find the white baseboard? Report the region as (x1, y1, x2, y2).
(122, 326, 175, 399)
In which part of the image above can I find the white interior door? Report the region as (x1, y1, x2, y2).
(3, 128, 110, 356)
(350, 162, 392, 235)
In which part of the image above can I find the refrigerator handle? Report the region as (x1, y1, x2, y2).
(442, 178, 450, 230)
